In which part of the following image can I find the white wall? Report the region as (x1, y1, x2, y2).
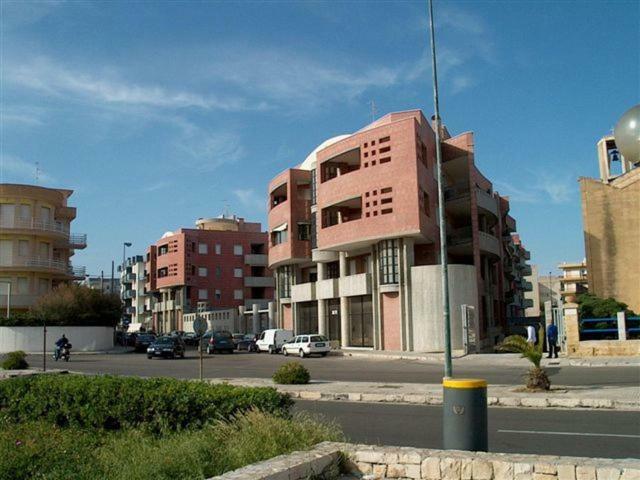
(410, 264, 478, 352)
(0, 326, 114, 353)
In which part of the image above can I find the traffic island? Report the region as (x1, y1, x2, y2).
(209, 441, 640, 480)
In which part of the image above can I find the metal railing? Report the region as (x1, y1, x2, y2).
(579, 316, 640, 341)
(69, 233, 87, 248)
(0, 218, 87, 248)
(0, 256, 85, 277)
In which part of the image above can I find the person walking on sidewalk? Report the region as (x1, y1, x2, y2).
(526, 324, 537, 345)
(547, 322, 559, 358)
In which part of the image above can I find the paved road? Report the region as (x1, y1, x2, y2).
(29, 349, 640, 386)
(294, 401, 640, 459)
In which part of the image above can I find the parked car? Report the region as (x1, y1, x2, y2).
(183, 332, 200, 346)
(282, 334, 331, 358)
(233, 333, 256, 351)
(169, 330, 185, 338)
(147, 336, 186, 359)
(133, 333, 156, 352)
(207, 331, 234, 354)
(255, 329, 294, 354)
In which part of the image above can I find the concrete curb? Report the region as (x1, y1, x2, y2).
(285, 389, 639, 411)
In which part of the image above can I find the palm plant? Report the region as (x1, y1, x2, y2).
(497, 327, 550, 390)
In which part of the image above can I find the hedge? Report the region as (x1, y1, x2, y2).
(273, 361, 310, 385)
(1, 351, 28, 370)
(0, 375, 293, 434)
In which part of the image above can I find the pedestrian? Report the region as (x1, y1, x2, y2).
(547, 321, 559, 358)
(525, 324, 537, 345)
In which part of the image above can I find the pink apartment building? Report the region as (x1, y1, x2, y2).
(146, 215, 273, 333)
(267, 110, 532, 352)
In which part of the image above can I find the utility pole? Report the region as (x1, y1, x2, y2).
(428, 0, 452, 379)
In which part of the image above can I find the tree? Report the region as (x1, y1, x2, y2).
(577, 293, 636, 319)
(29, 284, 122, 327)
(497, 326, 550, 390)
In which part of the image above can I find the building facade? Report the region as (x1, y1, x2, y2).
(580, 135, 639, 312)
(267, 110, 532, 352)
(79, 275, 120, 295)
(146, 215, 274, 333)
(120, 255, 154, 330)
(558, 261, 588, 304)
(524, 265, 563, 318)
(0, 184, 86, 313)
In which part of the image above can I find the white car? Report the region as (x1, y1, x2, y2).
(255, 329, 294, 354)
(282, 334, 331, 358)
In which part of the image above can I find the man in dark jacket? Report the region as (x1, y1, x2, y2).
(546, 322, 559, 358)
(54, 334, 68, 360)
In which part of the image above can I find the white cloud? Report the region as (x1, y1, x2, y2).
(0, 0, 64, 29)
(233, 188, 266, 213)
(494, 174, 575, 205)
(0, 154, 56, 184)
(438, 5, 486, 35)
(1, 106, 45, 127)
(142, 181, 170, 193)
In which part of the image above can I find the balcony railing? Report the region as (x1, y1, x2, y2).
(122, 272, 136, 283)
(244, 276, 275, 288)
(0, 256, 84, 277)
(244, 254, 268, 266)
(447, 226, 473, 246)
(0, 294, 40, 308)
(0, 218, 87, 249)
(122, 289, 136, 300)
(69, 233, 87, 249)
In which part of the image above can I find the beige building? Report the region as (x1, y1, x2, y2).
(524, 265, 563, 318)
(558, 261, 588, 304)
(579, 135, 640, 313)
(0, 184, 86, 312)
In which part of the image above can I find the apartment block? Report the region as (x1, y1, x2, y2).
(525, 265, 563, 318)
(119, 255, 154, 330)
(146, 215, 274, 333)
(0, 184, 86, 312)
(79, 276, 120, 295)
(558, 260, 589, 303)
(267, 110, 532, 352)
(580, 135, 639, 312)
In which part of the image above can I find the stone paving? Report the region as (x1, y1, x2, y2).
(206, 377, 640, 411)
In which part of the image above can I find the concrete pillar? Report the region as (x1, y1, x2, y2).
(617, 311, 627, 341)
(317, 262, 326, 281)
(252, 304, 260, 334)
(340, 295, 349, 348)
(318, 299, 326, 335)
(268, 302, 276, 329)
(339, 252, 348, 277)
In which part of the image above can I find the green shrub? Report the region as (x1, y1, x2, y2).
(577, 293, 636, 318)
(1, 351, 28, 370)
(0, 411, 344, 480)
(273, 361, 310, 385)
(0, 375, 293, 434)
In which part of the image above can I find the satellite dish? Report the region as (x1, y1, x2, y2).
(614, 104, 640, 165)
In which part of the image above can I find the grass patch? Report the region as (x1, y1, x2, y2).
(1, 351, 28, 370)
(273, 361, 310, 385)
(0, 410, 344, 480)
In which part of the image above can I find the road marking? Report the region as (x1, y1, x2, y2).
(498, 429, 640, 439)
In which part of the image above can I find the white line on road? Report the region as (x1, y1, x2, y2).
(498, 429, 640, 439)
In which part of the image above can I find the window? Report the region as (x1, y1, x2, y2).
(38, 278, 49, 294)
(271, 229, 287, 245)
(422, 190, 431, 217)
(379, 239, 399, 284)
(379, 136, 390, 143)
(233, 244, 243, 256)
(215, 244, 221, 254)
(325, 261, 340, 279)
(215, 289, 222, 300)
(198, 289, 208, 300)
(40, 206, 51, 224)
(39, 242, 49, 258)
(18, 240, 29, 256)
(279, 265, 292, 298)
(198, 243, 208, 254)
(234, 289, 243, 300)
(158, 244, 169, 256)
(297, 223, 311, 241)
(310, 214, 317, 250)
(234, 268, 243, 278)
(19, 204, 31, 220)
(216, 266, 222, 278)
(198, 267, 208, 277)
(157, 267, 168, 278)
(310, 169, 317, 205)
(17, 277, 28, 294)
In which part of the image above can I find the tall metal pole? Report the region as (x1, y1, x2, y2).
(428, 0, 452, 378)
(5, 283, 10, 319)
(43, 320, 47, 372)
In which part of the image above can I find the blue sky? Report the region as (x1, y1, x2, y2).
(1, 0, 638, 277)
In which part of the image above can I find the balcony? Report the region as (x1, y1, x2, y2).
(522, 280, 533, 292)
(244, 276, 275, 288)
(0, 217, 69, 236)
(245, 298, 270, 309)
(521, 265, 532, 276)
(0, 256, 84, 277)
(505, 215, 516, 233)
(447, 226, 473, 255)
(125, 306, 136, 315)
(291, 282, 316, 302)
(339, 273, 372, 297)
(244, 254, 268, 266)
(316, 278, 339, 299)
(444, 185, 471, 217)
(478, 231, 500, 257)
(476, 188, 499, 219)
(122, 272, 136, 283)
(68, 233, 87, 249)
(523, 250, 531, 260)
(0, 294, 40, 309)
(523, 298, 534, 309)
(123, 289, 136, 300)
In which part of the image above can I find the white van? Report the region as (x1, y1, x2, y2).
(255, 329, 294, 354)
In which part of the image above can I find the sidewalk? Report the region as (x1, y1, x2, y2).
(333, 350, 640, 367)
(206, 377, 640, 411)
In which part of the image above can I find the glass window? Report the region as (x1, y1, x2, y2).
(17, 277, 28, 294)
(278, 265, 292, 298)
(198, 289, 208, 300)
(38, 278, 49, 294)
(297, 223, 311, 241)
(233, 245, 243, 256)
(198, 267, 208, 277)
(18, 240, 29, 256)
(215, 266, 222, 278)
(215, 244, 221, 254)
(39, 242, 49, 259)
(310, 169, 317, 205)
(215, 289, 221, 300)
(310, 335, 327, 342)
(19, 204, 31, 220)
(379, 239, 399, 284)
(271, 230, 287, 245)
(234, 268, 243, 278)
(234, 289, 243, 300)
(198, 243, 208, 254)
(40, 206, 51, 224)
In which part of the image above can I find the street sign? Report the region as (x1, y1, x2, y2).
(193, 316, 207, 336)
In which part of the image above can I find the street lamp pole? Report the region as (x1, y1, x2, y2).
(428, 0, 452, 379)
(122, 242, 132, 324)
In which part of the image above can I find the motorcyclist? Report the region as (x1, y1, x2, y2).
(54, 334, 69, 360)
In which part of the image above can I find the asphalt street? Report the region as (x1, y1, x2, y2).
(294, 401, 640, 459)
(29, 349, 640, 386)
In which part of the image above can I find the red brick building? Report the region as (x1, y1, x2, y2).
(267, 110, 531, 352)
(146, 215, 273, 333)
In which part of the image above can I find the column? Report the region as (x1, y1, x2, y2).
(317, 262, 326, 335)
(340, 295, 349, 348)
(252, 304, 260, 334)
(238, 306, 245, 332)
(267, 302, 276, 329)
(617, 311, 627, 341)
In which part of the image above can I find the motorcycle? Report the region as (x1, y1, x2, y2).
(54, 343, 72, 362)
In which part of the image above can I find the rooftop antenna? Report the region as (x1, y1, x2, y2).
(369, 100, 378, 123)
(222, 200, 231, 219)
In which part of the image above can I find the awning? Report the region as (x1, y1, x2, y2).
(127, 323, 143, 332)
(272, 222, 288, 232)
